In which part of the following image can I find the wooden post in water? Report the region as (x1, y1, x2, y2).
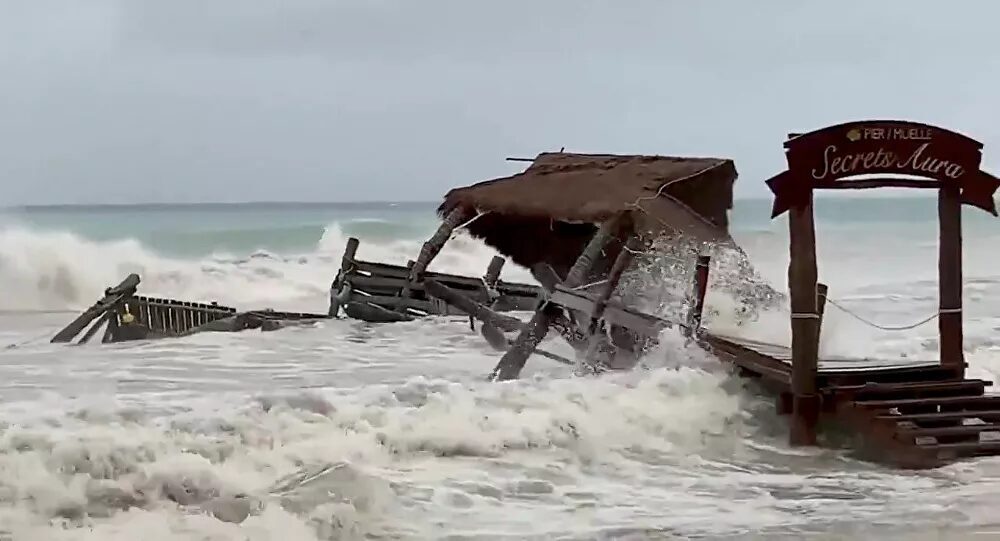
(396, 207, 472, 313)
(330, 237, 360, 317)
(490, 215, 624, 381)
(788, 196, 820, 446)
(686, 254, 711, 336)
(938, 186, 964, 377)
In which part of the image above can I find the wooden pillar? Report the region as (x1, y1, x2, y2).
(396, 207, 472, 312)
(686, 254, 711, 335)
(788, 196, 820, 446)
(330, 237, 360, 317)
(484, 256, 505, 286)
(489, 216, 623, 382)
(587, 235, 638, 335)
(938, 186, 964, 376)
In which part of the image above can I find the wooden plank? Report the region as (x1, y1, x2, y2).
(939, 185, 964, 374)
(150, 305, 163, 332)
(900, 423, 1000, 438)
(857, 395, 1000, 410)
(351, 259, 539, 296)
(877, 410, 1000, 423)
(829, 380, 988, 399)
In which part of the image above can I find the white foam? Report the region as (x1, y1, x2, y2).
(0, 224, 533, 313)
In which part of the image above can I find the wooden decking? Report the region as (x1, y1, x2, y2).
(704, 332, 1000, 468)
(530, 283, 1000, 468)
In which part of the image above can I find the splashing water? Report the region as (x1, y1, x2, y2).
(3, 200, 1000, 538)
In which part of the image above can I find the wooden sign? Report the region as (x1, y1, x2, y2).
(766, 120, 1000, 217)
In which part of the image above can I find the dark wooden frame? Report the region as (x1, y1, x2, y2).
(765, 120, 1000, 446)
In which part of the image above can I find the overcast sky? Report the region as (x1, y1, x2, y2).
(1, 1, 998, 205)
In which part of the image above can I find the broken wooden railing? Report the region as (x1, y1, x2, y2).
(329, 236, 539, 323)
(52, 274, 329, 344)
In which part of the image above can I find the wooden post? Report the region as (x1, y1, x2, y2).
(938, 186, 964, 377)
(685, 254, 711, 335)
(51, 274, 140, 343)
(482, 256, 505, 306)
(396, 207, 472, 312)
(330, 237, 360, 317)
(484, 256, 505, 286)
(788, 196, 820, 446)
(489, 215, 623, 382)
(587, 235, 638, 335)
(816, 282, 828, 349)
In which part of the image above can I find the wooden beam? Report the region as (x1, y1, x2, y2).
(489, 215, 623, 381)
(824, 178, 941, 190)
(938, 186, 964, 375)
(330, 237, 360, 316)
(686, 255, 711, 335)
(816, 283, 828, 348)
(788, 196, 820, 446)
(396, 207, 472, 312)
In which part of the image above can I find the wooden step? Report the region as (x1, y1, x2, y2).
(830, 379, 990, 399)
(877, 410, 1000, 423)
(916, 441, 1000, 457)
(898, 423, 1000, 439)
(820, 365, 965, 386)
(856, 394, 1000, 411)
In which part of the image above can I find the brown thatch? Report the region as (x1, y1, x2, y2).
(438, 152, 738, 279)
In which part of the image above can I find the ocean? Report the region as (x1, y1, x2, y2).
(2, 197, 1000, 540)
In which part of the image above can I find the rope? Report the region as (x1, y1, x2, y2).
(453, 210, 489, 234)
(823, 297, 952, 331)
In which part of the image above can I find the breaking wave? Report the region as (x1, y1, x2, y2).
(0, 224, 534, 313)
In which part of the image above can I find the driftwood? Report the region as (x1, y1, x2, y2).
(52, 275, 330, 344)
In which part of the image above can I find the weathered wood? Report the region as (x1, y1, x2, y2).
(101, 310, 120, 343)
(330, 237, 361, 316)
(788, 196, 820, 446)
(79, 311, 113, 344)
(484, 256, 505, 286)
(588, 236, 637, 330)
(938, 186, 964, 376)
(51, 274, 140, 343)
(423, 279, 524, 333)
(396, 207, 472, 312)
(490, 215, 623, 381)
(816, 282, 828, 349)
(686, 254, 711, 334)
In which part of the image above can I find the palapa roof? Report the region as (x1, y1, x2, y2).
(438, 152, 738, 279)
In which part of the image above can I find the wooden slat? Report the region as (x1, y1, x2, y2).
(829, 380, 989, 399)
(878, 410, 1000, 423)
(900, 423, 1000, 438)
(857, 395, 1000, 410)
(916, 441, 1000, 456)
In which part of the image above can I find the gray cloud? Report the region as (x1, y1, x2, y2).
(1, 0, 998, 205)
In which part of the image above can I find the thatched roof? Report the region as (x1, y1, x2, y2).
(438, 152, 738, 279)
